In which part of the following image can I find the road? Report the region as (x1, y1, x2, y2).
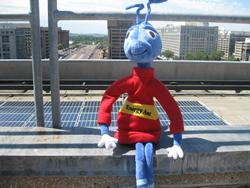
(63, 44, 101, 59)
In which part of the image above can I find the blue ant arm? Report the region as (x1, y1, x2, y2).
(173, 132, 182, 146)
(100, 123, 109, 135)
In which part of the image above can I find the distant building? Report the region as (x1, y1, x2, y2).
(107, 20, 136, 59)
(40, 27, 69, 59)
(0, 23, 30, 59)
(40, 27, 50, 59)
(234, 38, 250, 61)
(156, 22, 218, 60)
(0, 23, 69, 59)
(218, 29, 250, 58)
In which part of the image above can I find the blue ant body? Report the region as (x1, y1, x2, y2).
(98, 1, 184, 187)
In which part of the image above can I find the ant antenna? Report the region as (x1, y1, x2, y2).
(126, 4, 144, 24)
(145, 2, 151, 24)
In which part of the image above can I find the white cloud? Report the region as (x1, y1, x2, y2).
(231, 2, 242, 7)
(167, 0, 249, 15)
(58, 0, 124, 7)
(0, 1, 29, 13)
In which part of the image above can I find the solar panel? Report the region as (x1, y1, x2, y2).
(25, 101, 84, 128)
(44, 101, 83, 107)
(2, 101, 35, 107)
(0, 107, 35, 114)
(0, 113, 33, 121)
(0, 122, 26, 127)
(0, 100, 229, 128)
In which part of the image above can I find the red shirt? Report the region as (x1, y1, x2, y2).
(97, 67, 184, 144)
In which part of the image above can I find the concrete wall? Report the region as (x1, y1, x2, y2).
(0, 59, 249, 81)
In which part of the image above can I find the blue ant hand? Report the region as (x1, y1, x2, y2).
(97, 124, 118, 149)
(166, 132, 184, 159)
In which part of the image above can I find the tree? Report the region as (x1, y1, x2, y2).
(160, 50, 175, 58)
(69, 35, 108, 45)
(193, 51, 207, 60)
(225, 56, 239, 61)
(102, 46, 107, 53)
(173, 56, 180, 60)
(58, 43, 63, 50)
(202, 54, 209, 60)
(209, 51, 224, 61)
(185, 52, 193, 60)
(217, 50, 225, 57)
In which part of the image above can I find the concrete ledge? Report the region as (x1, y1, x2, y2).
(0, 126, 250, 177)
(1, 59, 250, 80)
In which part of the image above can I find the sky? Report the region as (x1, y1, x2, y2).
(0, 0, 250, 34)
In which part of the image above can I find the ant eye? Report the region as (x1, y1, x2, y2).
(126, 30, 134, 39)
(149, 31, 155, 38)
(146, 30, 156, 39)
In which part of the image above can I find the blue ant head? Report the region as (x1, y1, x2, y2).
(124, 0, 167, 65)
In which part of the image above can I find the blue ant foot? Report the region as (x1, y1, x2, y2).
(148, 183, 155, 188)
(136, 179, 147, 188)
(137, 185, 147, 188)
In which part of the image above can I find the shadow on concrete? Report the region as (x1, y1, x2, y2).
(184, 129, 250, 134)
(0, 126, 250, 154)
(0, 127, 102, 136)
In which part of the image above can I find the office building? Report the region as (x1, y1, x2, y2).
(234, 38, 250, 61)
(107, 20, 136, 59)
(40, 27, 69, 59)
(0, 23, 30, 59)
(156, 22, 218, 60)
(0, 23, 69, 59)
(218, 29, 250, 58)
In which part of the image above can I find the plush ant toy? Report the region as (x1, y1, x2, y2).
(97, 0, 184, 187)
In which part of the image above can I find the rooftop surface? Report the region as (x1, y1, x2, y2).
(1, 90, 249, 126)
(0, 91, 250, 186)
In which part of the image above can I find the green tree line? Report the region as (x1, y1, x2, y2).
(69, 35, 108, 45)
(160, 50, 180, 60)
(161, 50, 239, 61)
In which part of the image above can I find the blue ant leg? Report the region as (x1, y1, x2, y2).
(135, 142, 147, 188)
(145, 142, 154, 188)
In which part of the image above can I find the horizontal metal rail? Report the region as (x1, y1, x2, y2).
(1, 79, 250, 85)
(0, 14, 30, 21)
(1, 12, 249, 25)
(55, 11, 250, 24)
(1, 92, 250, 97)
(1, 80, 249, 92)
(1, 84, 249, 91)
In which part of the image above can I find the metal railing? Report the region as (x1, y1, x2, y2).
(1, 0, 250, 128)
(48, 0, 250, 128)
(0, 0, 45, 127)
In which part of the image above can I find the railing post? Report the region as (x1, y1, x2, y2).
(48, 0, 61, 128)
(30, 0, 44, 127)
